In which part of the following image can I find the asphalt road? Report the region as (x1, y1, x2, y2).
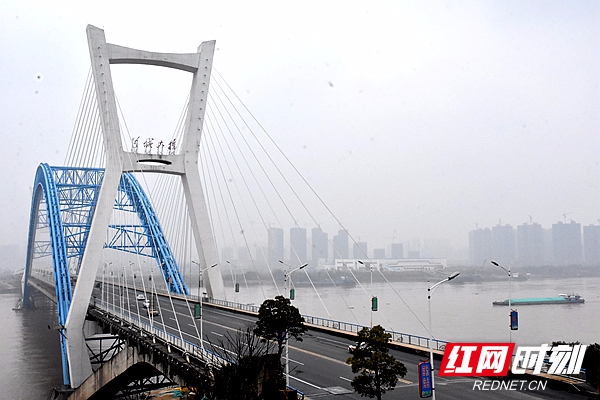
(99, 286, 593, 400)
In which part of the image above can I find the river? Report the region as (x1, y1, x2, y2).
(224, 275, 600, 347)
(1, 275, 599, 397)
(0, 291, 63, 398)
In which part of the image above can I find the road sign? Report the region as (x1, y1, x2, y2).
(510, 310, 518, 330)
(419, 361, 433, 398)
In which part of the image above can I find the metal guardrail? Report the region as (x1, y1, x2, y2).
(100, 282, 447, 351)
(207, 297, 447, 351)
(95, 298, 306, 398)
(94, 299, 226, 367)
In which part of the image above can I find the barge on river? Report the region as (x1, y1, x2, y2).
(492, 293, 584, 306)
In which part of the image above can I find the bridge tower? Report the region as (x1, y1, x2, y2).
(62, 25, 225, 388)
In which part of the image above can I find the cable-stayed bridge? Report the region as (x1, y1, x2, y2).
(21, 25, 435, 399)
(16, 25, 594, 400)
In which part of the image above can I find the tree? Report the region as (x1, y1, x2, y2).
(583, 343, 600, 389)
(346, 325, 407, 400)
(201, 325, 284, 399)
(553, 341, 600, 389)
(254, 295, 307, 358)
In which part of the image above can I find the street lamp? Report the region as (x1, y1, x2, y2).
(279, 260, 307, 386)
(192, 261, 217, 348)
(357, 260, 373, 285)
(428, 271, 460, 400)
(491, 260, 513, 342)
(226, 260, 239, 303)
(279, 260, 307, 300)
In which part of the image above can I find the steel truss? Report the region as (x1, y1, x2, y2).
(23, 164, 188, 385)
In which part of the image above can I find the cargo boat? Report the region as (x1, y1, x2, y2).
(492, 293, 584, 306)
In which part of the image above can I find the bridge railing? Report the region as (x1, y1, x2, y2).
(94, 298, 305, 398)
(207, 297, 447, 351)
(93, 299, 227, 367)
(100, 283, 448, 352)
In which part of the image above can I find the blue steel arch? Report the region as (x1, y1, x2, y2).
(109, 173, 189, 294)
(22, 164, 189, 384)
(23, 163, 74, 385)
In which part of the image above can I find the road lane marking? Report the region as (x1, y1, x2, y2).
(289, 375, 322, 390)
(209, 309, 256, 323)
(206, 319, 352, 366)
(339, 376, 352, 382)
(211, 331, 224, 337)
(203, 319, 413, 382)
(317, 336, 350, 346)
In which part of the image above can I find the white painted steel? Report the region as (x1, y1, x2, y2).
(64, 25, 225, 389)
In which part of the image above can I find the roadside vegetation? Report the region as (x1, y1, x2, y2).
(346, 325, 407, 400)
(197, 295, 307, 399)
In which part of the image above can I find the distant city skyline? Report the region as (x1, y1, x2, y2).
(213, 218, 600, 269)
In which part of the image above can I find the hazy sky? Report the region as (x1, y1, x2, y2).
(1, 1, 599, 254)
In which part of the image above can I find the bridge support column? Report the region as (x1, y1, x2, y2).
(63, 24, 226, 389)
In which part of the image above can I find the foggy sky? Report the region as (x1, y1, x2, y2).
(1, 1, 599, 255)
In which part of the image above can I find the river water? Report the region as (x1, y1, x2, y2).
(2, 276, 599, 397)
(0, 291, 63, 398)
(224, 275, 600, 347)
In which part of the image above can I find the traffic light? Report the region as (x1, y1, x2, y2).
(290, 288, 295, 300)
(371, 296, 378, 311)
(235, 283, 240, 292)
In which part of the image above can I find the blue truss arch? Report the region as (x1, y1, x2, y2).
(23, 163, 75, 385)
(22, 164, 189, 384)
(108, 173, 188, 294)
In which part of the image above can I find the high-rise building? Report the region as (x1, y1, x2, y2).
(552, 221, 582, 265)
(290, 227, 307, 265)
(469, 228, 491, 266)
(333, 229, 349, 259)
(311, 227, 328, 266)
(517, 223, 544, 267)
(491, 224, 516, 264)
(390, 243, 404, 259)
(353, 241, 368, 259)
(583, 224, 600, 265)
(268, 227, 284, 267)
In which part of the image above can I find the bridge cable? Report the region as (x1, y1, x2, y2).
(212, 70, 428, 332)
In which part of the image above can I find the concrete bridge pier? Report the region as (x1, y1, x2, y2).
(66, 308, 209, 400)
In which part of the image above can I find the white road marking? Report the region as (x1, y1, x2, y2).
(289, 375, 322, 390)
(317, 336, 350, 346)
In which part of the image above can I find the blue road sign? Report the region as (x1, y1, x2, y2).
(419, 361, 433, 398)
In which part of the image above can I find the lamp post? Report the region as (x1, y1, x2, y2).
(357, 260, 373, 285)
(279, 260, 307, 386)
(102, 262, 112, 308)
(491, 260, 513, 342)
(192, 261, 217, 348)
(358, 260, 376, 326)
(428, 271, 460, 400)
(226, 260, 238, 303)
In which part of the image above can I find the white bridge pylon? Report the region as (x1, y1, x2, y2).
(64, 25, 225, 388)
